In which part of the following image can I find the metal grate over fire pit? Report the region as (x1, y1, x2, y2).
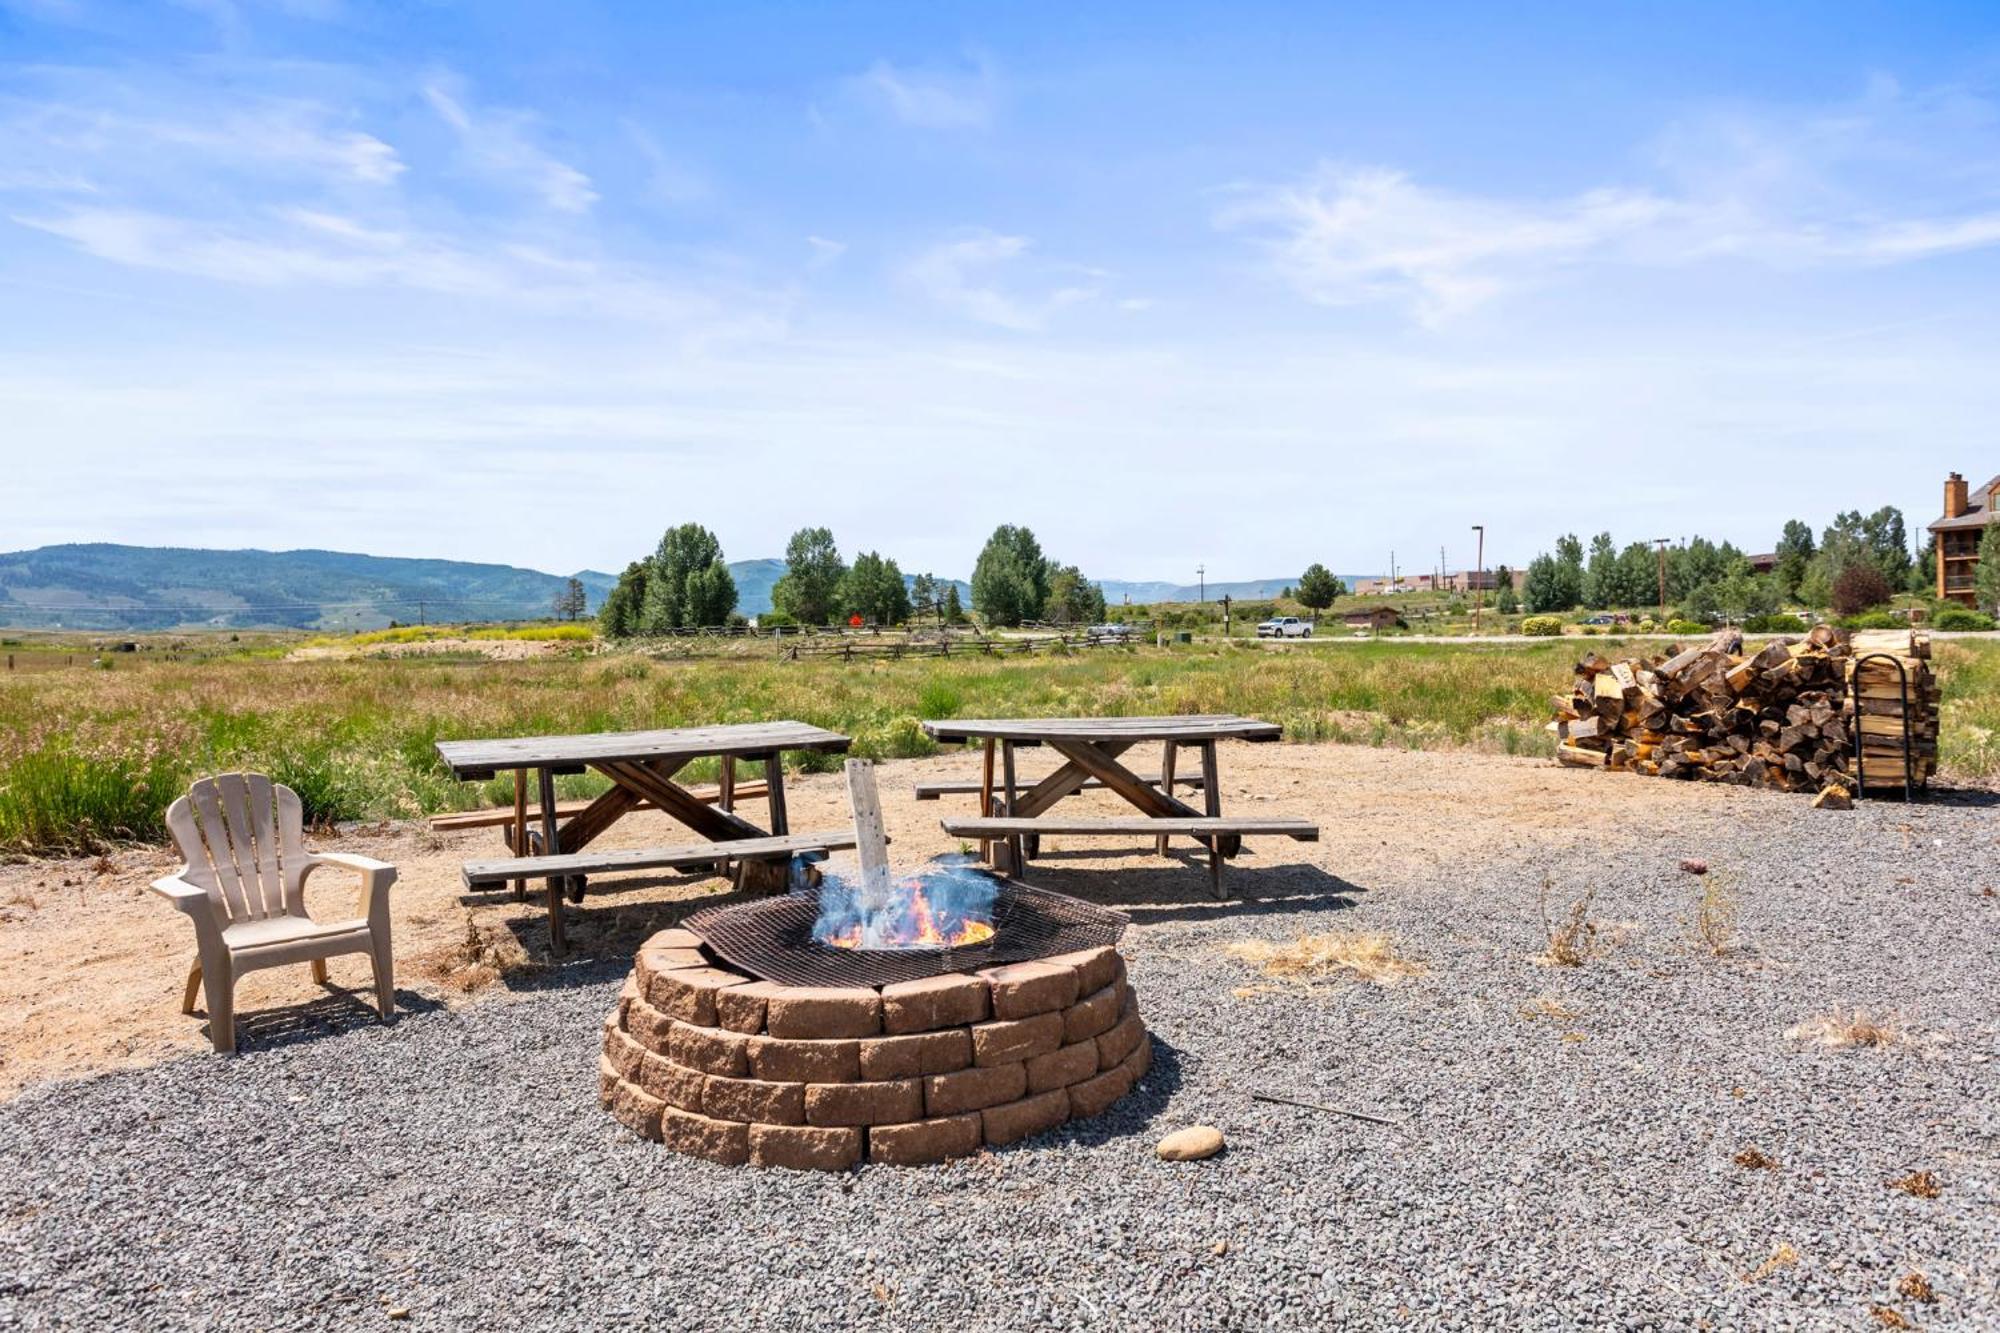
(683, 878, 1128, 989)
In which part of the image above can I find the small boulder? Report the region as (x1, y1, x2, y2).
(1812, 785, 1854, 811)
(1156, 1125, 1225, 1161)
(1679, 859, 1708, 876)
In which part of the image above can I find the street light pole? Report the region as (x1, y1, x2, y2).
(1197, 564, 1205, 603)
(1471, 525, 1485, 632)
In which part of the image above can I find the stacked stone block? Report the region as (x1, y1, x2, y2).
(600, 930, 1150, 1169)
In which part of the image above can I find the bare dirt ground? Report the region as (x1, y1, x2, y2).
(0, 742, 1783, 1099)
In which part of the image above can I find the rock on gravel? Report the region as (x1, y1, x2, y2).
(1156, 1126, 1225, 1161)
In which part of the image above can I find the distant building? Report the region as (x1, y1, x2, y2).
(1929, 471, 1998, 606)
(1745, 553, 1779, 575)
(1342, 605, 1403, 631)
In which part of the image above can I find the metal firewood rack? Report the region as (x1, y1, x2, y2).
(1850, 652, 1920, 803)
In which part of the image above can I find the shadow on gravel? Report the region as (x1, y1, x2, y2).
(230, 986, 447, 1052)
(1015, 861, 1366, 926)
(1036, 1034, 1185, 1152)
(1907, 784, 2000, 808)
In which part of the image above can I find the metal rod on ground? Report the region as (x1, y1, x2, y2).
(1249, 1091, 1406, 1129)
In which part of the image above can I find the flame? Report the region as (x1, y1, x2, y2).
(824, 874, 995, 950)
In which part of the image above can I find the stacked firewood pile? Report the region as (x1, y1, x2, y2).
(1551, 625, 1937, 798)
(1844, 629, 1940, 792)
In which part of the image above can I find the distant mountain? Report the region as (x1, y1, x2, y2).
(0, 544, 617, 631)
(0, 542, 1360, 630)
(1096, 576, 1375, 606)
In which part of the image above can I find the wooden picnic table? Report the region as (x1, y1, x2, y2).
(435, 721, 852, 950)
(919, 715, 1315, 897)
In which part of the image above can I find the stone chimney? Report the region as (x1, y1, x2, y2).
(1945, 472, 1969, 519)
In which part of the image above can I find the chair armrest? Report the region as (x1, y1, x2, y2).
(149, 874, 212, 913)
(307, 851, 397, 875)
(302, 852, 397, 922)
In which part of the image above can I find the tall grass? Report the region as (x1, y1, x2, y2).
(6, 637, 1996, 855)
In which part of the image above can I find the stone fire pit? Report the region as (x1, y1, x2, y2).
(599, 928, 1149, 1169)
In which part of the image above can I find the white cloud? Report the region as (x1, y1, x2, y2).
(903, 229, 1103, 331)
(806, 235, 846, 266)
(1223, 81, 2000, 324)
(849, 58, 995, 130)
(423, 79, 597, 213)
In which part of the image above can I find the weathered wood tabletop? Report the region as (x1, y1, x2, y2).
(436, 721, 852, 950)
(919, 715, 1296, 884)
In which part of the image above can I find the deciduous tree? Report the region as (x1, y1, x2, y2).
(1296, 563, 1340, 612)
(771, 527, 846, 626)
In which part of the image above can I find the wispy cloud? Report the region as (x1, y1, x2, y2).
(1221, 80, 2000, 324)
(848, 57, 996, 130)
(903, 229, 1098, 331)
(423, 77, 596, 213)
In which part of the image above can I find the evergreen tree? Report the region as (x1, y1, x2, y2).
(1861, 506, 1912, 583)
(551, 576, 588, 621)
(910, 573, 937, 622)
(839, 551, 912, 625)
(598, 561, 649, 637)
(1976, 523, 2000, 615)
(1495, 567, 1519, 615)
(1043, 564, 1107, 624)
(1296, 563, 1340, 612)
(1775, 519, 1815, 598)
(770, 527, 846, 625)
(943, 584, 967, 625)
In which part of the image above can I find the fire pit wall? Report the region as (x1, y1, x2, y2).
(599, 929, 1150, 1170)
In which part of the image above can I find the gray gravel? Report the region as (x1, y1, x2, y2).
(3, 791, 1997, 1331)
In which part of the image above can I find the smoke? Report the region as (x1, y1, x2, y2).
(811, 854, 999, 950)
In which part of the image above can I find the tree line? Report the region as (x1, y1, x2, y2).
(596, 522, 1113, 636)
(1518, 505, 1930, 620)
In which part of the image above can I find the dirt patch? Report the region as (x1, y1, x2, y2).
(0, 742, 1762, 1099)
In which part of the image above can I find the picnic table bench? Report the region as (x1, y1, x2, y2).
(920, 715, 1317, 898)
(435, 721, 852, 950)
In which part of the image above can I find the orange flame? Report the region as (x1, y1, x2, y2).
(826, 875, 995, 950)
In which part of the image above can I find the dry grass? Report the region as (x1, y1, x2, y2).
(1734, 1146, 1780, 1171)
(416, 913, 543, 993)
(1869, 1306, 1913, 1329)
(1537, 876, 1598, 967)
(1518, 996, 1578, 1022)
(1888, 1170, 1942, 1199)
(1896, 1272, 1937, 1305)
(1690, 867, 1739, 956)
(1743, 1240, 1800, 1283)
(1225, 931, 1423, 988)
(1786, 1009, 1902, 1048)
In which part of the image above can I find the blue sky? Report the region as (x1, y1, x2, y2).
(4, 1, 1999, 581)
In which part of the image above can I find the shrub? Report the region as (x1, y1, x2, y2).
(1744, 614, 1808, 634)
(1838, 611, 1904, 630)
(1931, 606, 1995, 631)
(1577, 623, 1599, 636)
(1520, 616, 1563, 637)
(1832, 563, 1894, 617)
(1667, 619, 1711, 636)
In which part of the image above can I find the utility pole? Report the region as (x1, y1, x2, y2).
(1653, 539, 1672, 625)
(1197, 564, 1205, 603)
(1471, 525, 1485, 631)
(1439, 545, 1447, 597)
(1390, 550, 1397, 592)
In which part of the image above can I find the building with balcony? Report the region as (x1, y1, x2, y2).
(1929, 471, 1998, 606)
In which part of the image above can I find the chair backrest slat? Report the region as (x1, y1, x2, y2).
(171, 773, 308, 924)
(187, 780, 252, 920)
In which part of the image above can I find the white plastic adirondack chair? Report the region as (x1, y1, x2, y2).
(150, 773, 397, 1054)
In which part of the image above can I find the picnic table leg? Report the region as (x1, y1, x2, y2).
(764, 753, 788, 835)
(537, 765, 566, 953)
(716, 756, 737, 878)
(1000, 741, 1023, 874)
(511, 770, 528, 903)
(1156, 741, 1178, 856)
(978, 739, 996, 865)
(1199, 739, 1232, 899)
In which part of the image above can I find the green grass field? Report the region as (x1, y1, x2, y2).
(4, 637, 1994, 854)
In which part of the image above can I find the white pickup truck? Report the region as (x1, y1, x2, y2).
(1256, 615, 1314, 638)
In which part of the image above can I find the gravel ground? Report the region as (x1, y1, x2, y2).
(2, 789, 1996, 1331)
